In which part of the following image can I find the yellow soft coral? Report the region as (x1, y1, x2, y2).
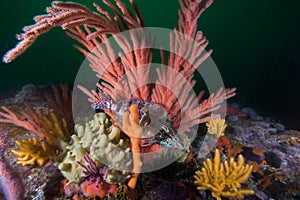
(206, 117, 227, 137)
(194, 149, 254, 200)
(39, 110, 71, 145)
(12, 137, 57, 166)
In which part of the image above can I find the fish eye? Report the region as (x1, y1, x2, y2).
(140, 114, 151, 127)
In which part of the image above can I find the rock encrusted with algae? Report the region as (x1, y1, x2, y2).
(0, 132, 25, 200)
(107, 185, 131, 200)
(58, 112, 132, 184)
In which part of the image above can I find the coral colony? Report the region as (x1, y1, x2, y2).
(0, 0, 256, 199)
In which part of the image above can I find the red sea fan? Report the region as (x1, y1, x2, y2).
(2, 0, 235, 137)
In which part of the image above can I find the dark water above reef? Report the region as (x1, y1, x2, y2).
(0, 0, 299, 128)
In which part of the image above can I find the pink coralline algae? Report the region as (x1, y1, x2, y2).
(0, 132, 24, 200)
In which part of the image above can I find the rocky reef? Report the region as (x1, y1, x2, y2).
(0, 85, 299, 199)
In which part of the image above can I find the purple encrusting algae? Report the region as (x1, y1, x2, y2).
(0, 131, 24, 200)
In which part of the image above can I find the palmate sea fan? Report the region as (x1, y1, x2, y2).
(3, 0, 235, 140)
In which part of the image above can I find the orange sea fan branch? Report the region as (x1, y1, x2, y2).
(173, 87, 236, 133)
(44, 84, 73, 128)
(0, 101, 72, 144)
(3, 0, 145, 63)
(178, 0, 213, 37)
(77, 84, 103, 103)
(0, 105, 45, 139)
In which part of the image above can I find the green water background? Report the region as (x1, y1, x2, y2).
(0, 0, 299, 128)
